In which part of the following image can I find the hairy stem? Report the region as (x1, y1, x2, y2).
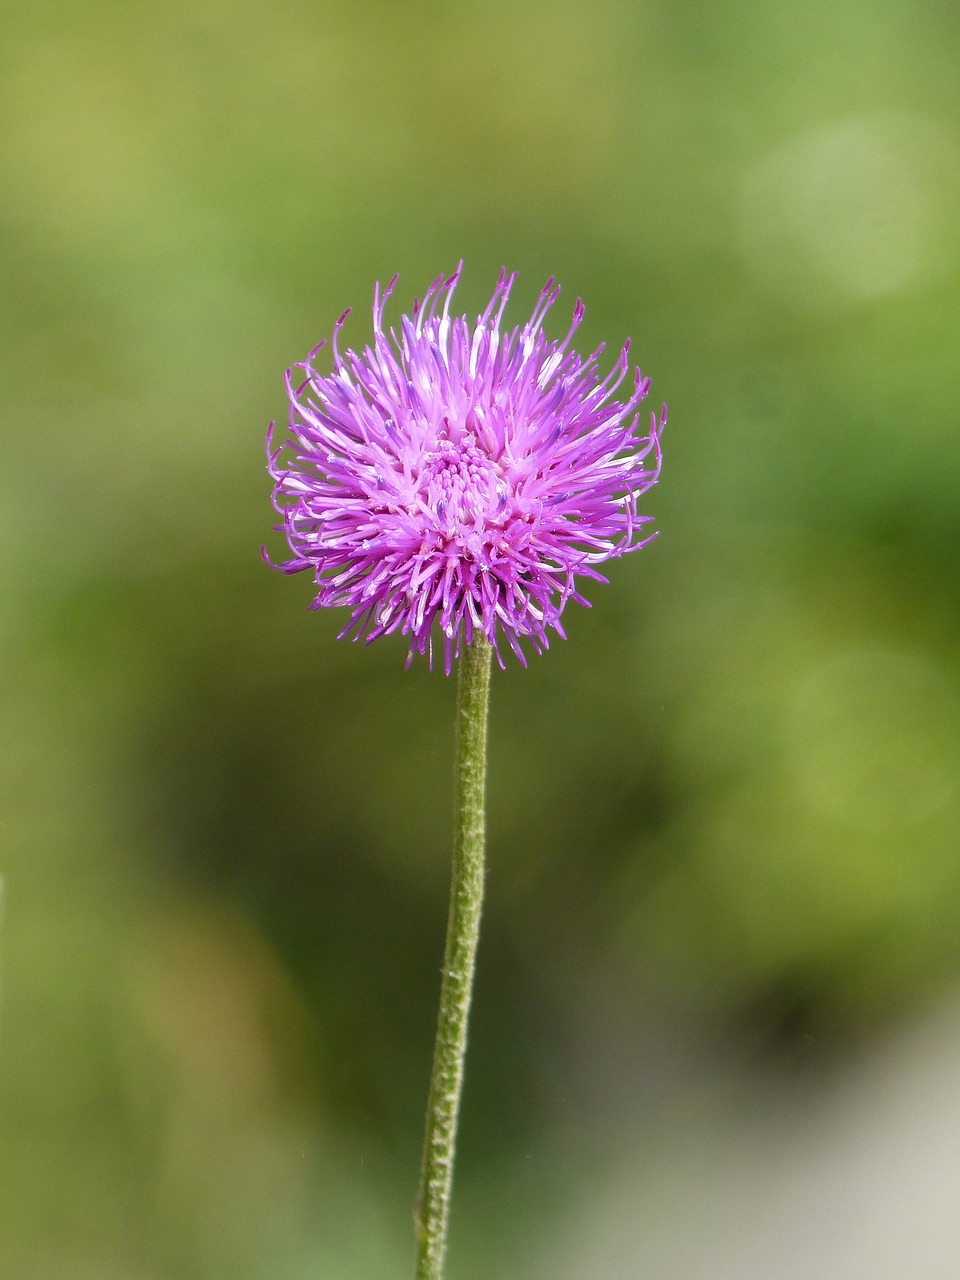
(415, 638, 493, 1280)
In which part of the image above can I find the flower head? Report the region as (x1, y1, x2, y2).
(265, 265, 665, 671)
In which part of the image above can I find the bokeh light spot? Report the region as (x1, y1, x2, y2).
(787, 648, 960, 830)
(738, 113, 958, 308)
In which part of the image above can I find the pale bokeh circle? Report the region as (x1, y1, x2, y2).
(739, 112, 958, 308)
(787, 648, 960, 830)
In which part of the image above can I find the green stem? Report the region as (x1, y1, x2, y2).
(415, 638, 493, 1280)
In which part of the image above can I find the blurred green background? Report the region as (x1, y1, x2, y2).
(2, 0, 960, 1276)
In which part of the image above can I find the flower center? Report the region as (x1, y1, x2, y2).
(418, 438, 502, 531)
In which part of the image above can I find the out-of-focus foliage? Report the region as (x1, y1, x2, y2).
(1, 0, 959, 1275)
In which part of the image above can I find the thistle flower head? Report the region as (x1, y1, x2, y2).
(265, 264, 665, 672)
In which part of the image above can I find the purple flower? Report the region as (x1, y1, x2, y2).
(265, 265, 665, 672)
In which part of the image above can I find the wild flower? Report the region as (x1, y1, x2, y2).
(266, 265, 664, 671)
